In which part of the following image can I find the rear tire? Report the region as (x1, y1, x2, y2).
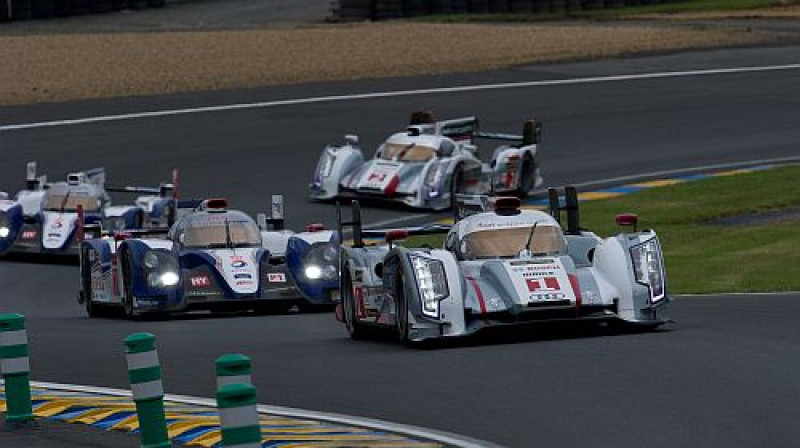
(342, 265, 367, 340)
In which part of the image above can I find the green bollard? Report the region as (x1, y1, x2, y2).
(124, 333, 171, 448)
(215, 354, 252, 389)
(216, 383, 261, 448)
(0, 313, 34, 424)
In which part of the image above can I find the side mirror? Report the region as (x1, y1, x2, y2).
(344, 134, 359, 147)
(615, 213, 639, 232)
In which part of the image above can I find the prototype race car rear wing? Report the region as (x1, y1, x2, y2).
(337, 199, 450, 249)
(547, 186, 581, 235)
(406, 112, 541, 147)
(256, 195, 286, 231)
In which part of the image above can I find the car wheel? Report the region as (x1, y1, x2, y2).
(449, 166, 464, 209)
(395, 270, 410, 344)
(82, 248, 104, 318)
(121, 253, 139, 320)
(517, 155, 536, 196)
(342, 266, 367, 340)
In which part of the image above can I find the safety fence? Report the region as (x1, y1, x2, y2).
(0, 0, 165, 23)
(333, 0, 682, 20)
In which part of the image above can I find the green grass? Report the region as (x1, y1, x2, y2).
(405, 166, 800, 294)
(417, 0, 799, 23)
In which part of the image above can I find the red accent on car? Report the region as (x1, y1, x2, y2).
(306, 223, 325, 232)
(384, 175, 400, 196)
(615, 213, 639, 227)
(204, 198, 229, 209)
(467, 277, 487, 315)
(384, 229, 409, 242)
(353, 286, 367, 319)
(568, 274, 582, 312)
(190, 276, 211, 287)
(114, 232, 130, 242)
(507, 154, 520, 161)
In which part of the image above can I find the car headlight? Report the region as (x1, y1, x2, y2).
(143, 251, 160, 268)
(302, 243, 340, 281)
(0, 212, 9, 238)
(630, 237, 665, 303)
(409, 255, 449, 318)
(305, 265, 322, 280)
(148, 271, 180, 288)
(316, 150, 336, 180)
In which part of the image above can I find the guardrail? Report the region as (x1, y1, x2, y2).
(332, 0, 681, 20)
(0, 0, 166, 23)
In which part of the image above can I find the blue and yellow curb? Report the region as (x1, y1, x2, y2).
(1, 384, 444, 447)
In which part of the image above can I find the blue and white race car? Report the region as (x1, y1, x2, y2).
(77, 196, 340, 318)
(0, 162, 175, 257)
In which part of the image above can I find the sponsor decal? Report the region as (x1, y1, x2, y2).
(190, 276, 211, 287)
(235, 280, 254, 286)
(267, 273, 286, 283)
(234, 273, 252, 279)
(51, 219, 64, 229)
(230, 255, 247, 268)
(21, 230, 37, 240)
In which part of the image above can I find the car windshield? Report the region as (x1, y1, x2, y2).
(379, 142, 435, 162)
(180, 214, 261, 249)
(461, 225, 566, 259)
(42, 193, 101, 212)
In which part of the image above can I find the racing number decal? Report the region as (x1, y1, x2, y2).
(367, 173, 388, 183)
(526, 277, 560, 292)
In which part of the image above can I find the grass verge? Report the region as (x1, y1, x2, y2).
(405, 166, 800, 294)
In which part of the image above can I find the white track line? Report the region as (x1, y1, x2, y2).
(23, 380, 505, 448)
(2, 63, 799, 131)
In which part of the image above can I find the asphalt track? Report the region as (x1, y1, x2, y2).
(2, 44, 800, 447)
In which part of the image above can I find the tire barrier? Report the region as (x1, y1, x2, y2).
(0, 313, 34, 424)
(124, 333, 171, 448)
(333, 0, 676, 19)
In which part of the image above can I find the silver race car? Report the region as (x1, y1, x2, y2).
(310, 112, 543, 210)
(77, 195, 340, 318)
(0, 162, 175, 257)
(335, 187, 669, 345)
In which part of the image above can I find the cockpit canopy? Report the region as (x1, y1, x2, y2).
(460, 224, 566, 259)
(42, 184, 103, 212)
(376, 134, 456, 163)
(172, 210, 261, 249)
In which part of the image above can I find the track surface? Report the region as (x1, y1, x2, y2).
(2, 45, 800, 447)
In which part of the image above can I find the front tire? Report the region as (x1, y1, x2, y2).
(342, 265, 367, 340)
(517, 155, 536, 196)
(121, 253, 139, 320)
(394, 271, 410, 344)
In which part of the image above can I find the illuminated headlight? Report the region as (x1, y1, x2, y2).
(0, 212, 9, 238)
(302, 243, 340, 281)
(148, 271, 180, 288)
(409, 255, 449, 318)
(305, 265, 322, 280)
(630, 237, 666, 303)
(316, 151, 336, 179)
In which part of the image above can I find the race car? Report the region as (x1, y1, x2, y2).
(309, 111, 543, 210)
(77, 195, 341, 318)
(0, 162, 176, 257)
(335, 187, 669, 345)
